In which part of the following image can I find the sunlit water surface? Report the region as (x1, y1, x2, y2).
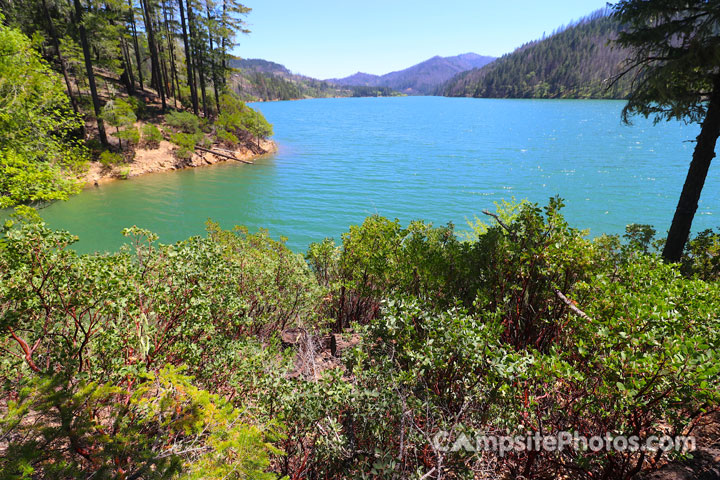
(35, 96, 716, 253)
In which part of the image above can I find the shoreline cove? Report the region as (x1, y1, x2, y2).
(81, 138, 278, 187)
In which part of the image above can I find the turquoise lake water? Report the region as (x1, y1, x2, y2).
(36, 96, 717, 253)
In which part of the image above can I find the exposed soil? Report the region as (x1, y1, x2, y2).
(82, 128, 277, 186)
(281, 329, 362, 380)
(639, 412, 720, 480)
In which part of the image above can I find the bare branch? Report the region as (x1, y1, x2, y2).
(553, 289, 592, 321)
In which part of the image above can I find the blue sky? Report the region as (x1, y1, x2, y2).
(233, 0, 613, 79)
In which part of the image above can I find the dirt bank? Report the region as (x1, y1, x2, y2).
(82, 137, 277, 186)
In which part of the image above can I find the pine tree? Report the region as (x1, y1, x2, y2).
(613, 0, 720, 262)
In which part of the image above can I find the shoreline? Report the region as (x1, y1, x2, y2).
(82, 138, 278, 187)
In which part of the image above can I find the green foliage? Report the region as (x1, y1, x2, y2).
(0, 219, 322, 386)
(2, 201, 720, 479)
(682, 228, 720, 280)
(98, 150, 123, 167)
(102, 98, 138, 150)
(142, 123, 163, 148)
(216, 127, 239, 146)
(443, 10, 632, 99)
(0, 21, 87, 208)
(0, 366, 281, 479)
(338, 299, 530, 478)
(216, 93, 273, 145)
(166, 110, 202, 134)
(243, 108, 274, 143)
(613, 0, 720, 123)
(0, 149, 81, 209)
(127, 95, 148, 119)
(102, 98, 137, 129)
(302, 199, 720, 478)
(116, 126, 140, 145)
(170, 131, 202, 160)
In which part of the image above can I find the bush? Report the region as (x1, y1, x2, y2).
(115, 126, 140, 146)
(0, 366, 282, 479)
(142, 123, 163, 148)
(98, 150, 123, 167)
(682, 228, 720, 280)
(170, 131, 201, 160)
(0, 23, 88, 208)
(2, 201, 720, 480)
(215, 127, 239, 146)
(126, 95, 147, 119)
(217, 93, 273, 146)
(101, 98, 137, 150)
(0, 220, 323, 387)
(165, 110, 202, 134)
(301, 199, 720, 479)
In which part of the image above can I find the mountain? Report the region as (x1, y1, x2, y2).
(333, 72, 383, 86)
(328, 53, 496, 95)
(441, 9, 633, 99)
(232, 58, 291, 76)
(228, 58, 397, 101)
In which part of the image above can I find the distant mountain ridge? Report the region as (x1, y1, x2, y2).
(232, 58, 291, 76)
(228, 58, 397, 101)
(441, 9, 633, 99)
(328, 53, 496, 95)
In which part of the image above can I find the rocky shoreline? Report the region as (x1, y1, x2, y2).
(82, 138, 278, 187)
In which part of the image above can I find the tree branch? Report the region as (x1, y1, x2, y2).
(482, 210, 515, 238)
(8, 328, 41, 372)
(553, 289, 592, 321)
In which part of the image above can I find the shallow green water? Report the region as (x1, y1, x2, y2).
(36, 96, 716, 253)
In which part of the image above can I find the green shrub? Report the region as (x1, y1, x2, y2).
(216, 127, 239, 146)
(0, 366, 282, 479)
(217, 93, 273, 146)
(101, 98, 137, 150)
(142, 123, 163, 148)
(2, 201, 720, 480)
(682, 228, 720, 280)
(0, 23, 88, 208)
(98, 150, 123, 167)
(302, 200, 720, 478)
(165, 110, 201, 134)
(0, 219, 323, 385)
(170, 131, 201, 160)
(126, 95, 147, 119)
(115, 126, 140, 146)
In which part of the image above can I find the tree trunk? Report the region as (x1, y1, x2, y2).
(42, 0, 79, 114)
(140, 0, 165, 109)
(127, 0, 144, 90)
(662, 78, 720, 262)
(186, 0, 208, 117)
(205, 2, 221, 114)
(156, 29, 171, 99)
(178, 0, 199, 114)
(119, 37, 136, 94)
(122, 38, 136, 90)
(220, 0, 226, 73)
(163, 0, 180, 108)
(72, 0, 108, 146)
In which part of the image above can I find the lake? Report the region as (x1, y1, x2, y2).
(37, 96, 717, 253)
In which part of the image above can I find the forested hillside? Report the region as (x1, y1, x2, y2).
(0, 0, 275, 206)
(442, 9, 633, 99)
(229, 58, 397, 101)
(329, 53, 496, 95)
